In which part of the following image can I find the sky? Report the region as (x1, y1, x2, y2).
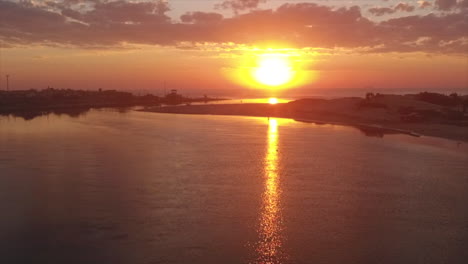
(0, 0, 467, 96)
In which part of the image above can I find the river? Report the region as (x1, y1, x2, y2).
(1, 109, 467, 264)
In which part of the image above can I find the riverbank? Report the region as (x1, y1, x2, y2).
(0, 88, 226, 120)
(141, 97, 468, 143)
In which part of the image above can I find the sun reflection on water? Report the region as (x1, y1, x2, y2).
(252, 118, 286, 264)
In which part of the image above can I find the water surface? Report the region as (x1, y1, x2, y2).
(1, 109, 467, 264)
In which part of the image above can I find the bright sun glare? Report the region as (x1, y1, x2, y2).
(268, 98, 278, 104)
(253, 55, 293, 87)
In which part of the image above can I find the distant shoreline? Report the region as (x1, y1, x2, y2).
(140, 96, 468, 143)
(0, 88, 225, 119)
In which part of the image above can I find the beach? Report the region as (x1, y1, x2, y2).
(141, 96, 468, 143)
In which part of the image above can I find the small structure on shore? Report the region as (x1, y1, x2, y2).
(165, 89, 183, 105)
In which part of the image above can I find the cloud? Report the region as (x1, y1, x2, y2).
(435, 0, 458, 10)
(369, 2, 415, 16)
(368, 7, 395, 16)
(217, 0, 266, 13)
(459, 0, 468, 8)
(435, 0, 468, 10)
(418, 1, 432, 9)
(394, 3, 415, 12)
(61, 0, 170, 24)
(181, 12, 224, 24)
(1, 1, 467, 54)
(375, 12, 468, 53)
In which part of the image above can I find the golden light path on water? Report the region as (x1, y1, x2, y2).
(252, 118, 286, 264)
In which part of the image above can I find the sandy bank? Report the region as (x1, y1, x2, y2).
(141, 102, 468, 143)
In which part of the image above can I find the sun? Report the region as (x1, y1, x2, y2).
(268, 97, 278, 104)
(253, 55, 294, 87)
(225, 50, 313, 90)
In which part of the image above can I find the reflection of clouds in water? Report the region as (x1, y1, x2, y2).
(252, 118, 286, 264)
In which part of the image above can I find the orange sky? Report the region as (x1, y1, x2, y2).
(1, 0, 467, 95)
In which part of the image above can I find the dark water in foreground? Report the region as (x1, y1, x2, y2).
(1, 109, 468, 264)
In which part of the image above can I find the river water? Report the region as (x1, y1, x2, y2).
(1, 109, 467, 264)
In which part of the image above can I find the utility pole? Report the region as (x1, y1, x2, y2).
(5, 74, 9, 91)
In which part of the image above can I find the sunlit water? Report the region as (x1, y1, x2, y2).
(1, 109, 468, 264)
(192, 98, 291, 105)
